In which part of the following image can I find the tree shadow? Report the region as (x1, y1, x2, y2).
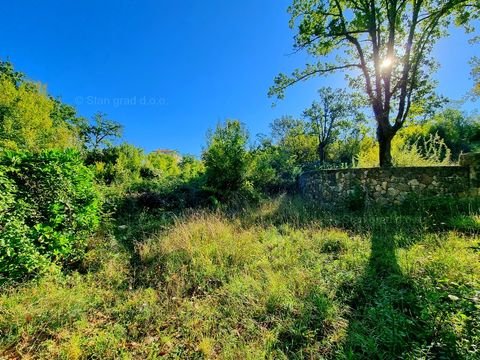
(341, 228, 413, 358)
(339, 226, 461, 359)
(240, 194, 477, 358)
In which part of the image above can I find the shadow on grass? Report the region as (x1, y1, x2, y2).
(252, 194, 477, 358)
(339, 226, 465, 359)
(110, 204, 178, 288)
(105, 193, 477, 357)
(340, 227, 419, 358)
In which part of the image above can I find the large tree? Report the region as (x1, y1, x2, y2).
(0, 68, 79, 152)
(270, 0, 477, 167)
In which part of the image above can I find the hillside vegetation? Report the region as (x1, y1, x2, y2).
(1, 8, 480, 356)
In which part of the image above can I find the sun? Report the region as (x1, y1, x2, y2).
(380, 57, 393, 69)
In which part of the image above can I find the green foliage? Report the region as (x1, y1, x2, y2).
(249, 139, 301, 194)
(1, 196, 479, 358)
(178, 154, 205, 182)
(270, 0, 478, 166)
(89, 144, 204, 189)
(87, 143, 146, 186)
(80, 112, 123, 152)
(423, 108, 480, 160)
(471, 56, 480, 97)
(372, 108, 479, 165)
(86, 143, 207, 220)
(303, 87, 358, 163)
(356, 128, 452, 168)
(0, 150, 100, 282)
(268, 110, 367, 170)
(0, 60, 24, 85)
(146, 150, 181, 178)
(0, 61, 81, 152)
(271, 116, 318, 165)
(203, 120, 252, 198)
(327, 126, 369, 166)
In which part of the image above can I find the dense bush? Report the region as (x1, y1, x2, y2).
(202, 120, 252, 199)
(86, 143, 145, 185)
(119, 177, 210, 213)
(424, 109, 480, 160)
(249, 140, 301, 194)
(0, 150, 100, 282)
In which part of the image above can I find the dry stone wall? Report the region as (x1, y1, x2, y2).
(299, 153, 480, 208)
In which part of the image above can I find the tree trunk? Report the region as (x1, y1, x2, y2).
(318, 142, 326, 164)
(377, 125, 394, 168)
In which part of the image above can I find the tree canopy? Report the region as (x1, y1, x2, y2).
(303, 87, 356, 163)
(81, 112, 123, 152)
(270, 0, 478, 167)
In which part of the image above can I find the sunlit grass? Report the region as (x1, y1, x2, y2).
(0, 197, 479, 359)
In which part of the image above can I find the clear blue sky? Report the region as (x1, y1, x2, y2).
(1, 1, 477, 155)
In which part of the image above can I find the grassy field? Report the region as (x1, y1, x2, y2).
(1, 196, 479, 359)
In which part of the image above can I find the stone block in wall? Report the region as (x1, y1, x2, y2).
(460, 153, 480, 195)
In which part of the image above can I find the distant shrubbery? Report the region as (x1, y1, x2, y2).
(200, 120, 303, 201)
(113, 113, 476, 208)
(88, 144, 207, 215)
(0, 150, 100, 282)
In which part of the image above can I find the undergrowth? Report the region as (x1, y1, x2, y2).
(1, 196, 479, 359)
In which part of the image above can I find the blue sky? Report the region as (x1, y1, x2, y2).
(1, 1, 478, 155)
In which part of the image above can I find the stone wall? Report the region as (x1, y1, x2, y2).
(299, 153, 480, 208)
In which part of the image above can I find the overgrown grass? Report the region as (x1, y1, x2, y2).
(1, 196, 479, 359)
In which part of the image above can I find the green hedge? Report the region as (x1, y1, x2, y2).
(0, 150, 100, 282)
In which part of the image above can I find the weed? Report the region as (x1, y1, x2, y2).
(1, 196, 479, 359)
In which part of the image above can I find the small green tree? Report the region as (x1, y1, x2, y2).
(249, 138, 301, 193)
(270, 116, 318, 165)
(303, 87, 355, 163)
(202, 120, 250, 197)
(81, 112, 123, 152)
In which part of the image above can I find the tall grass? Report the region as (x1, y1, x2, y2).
(357, 132, 453, 168)
(1, 196, 479, 359)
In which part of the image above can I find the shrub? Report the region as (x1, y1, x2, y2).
(425, 108, 480, 160)
(120, 177, 210, 213)
(202, 120, 252, 199)
(249, 142, 301, 194)
(356, 131, 452, 167)
(0, 149, 100, 282)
